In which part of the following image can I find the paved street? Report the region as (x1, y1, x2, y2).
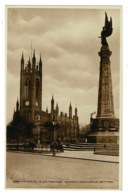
(6, 152, 119, 189)
(44, 150, 119, 163)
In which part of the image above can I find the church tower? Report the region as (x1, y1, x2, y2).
(12, 47, 80, 145)
(20, 50, 42, 123)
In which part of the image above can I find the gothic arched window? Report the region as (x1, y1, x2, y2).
(25, 78, 30, 98)
(36, 79, 40, 99)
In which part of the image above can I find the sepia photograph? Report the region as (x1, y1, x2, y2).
(6, 6, 121, 189)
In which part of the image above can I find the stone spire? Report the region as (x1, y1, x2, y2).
(69, 102, 72, 118)
(28, 56, 31, 69)
(75, 105, 77, 117)
(21, 52, 24, 71)
(32, 49, 36, 69)
(16, 97, 19, 112)
(39, 54, 42, 74)
(56, 102, 59, 116)
(51, 94, 54, 113)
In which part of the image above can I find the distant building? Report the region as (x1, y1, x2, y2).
(13, 50, 79, 144)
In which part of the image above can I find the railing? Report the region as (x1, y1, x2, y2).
(7, 144, 24, 150)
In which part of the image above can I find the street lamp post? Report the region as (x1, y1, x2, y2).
(36, 115, 41, 148)
(52, 120, 57, 156)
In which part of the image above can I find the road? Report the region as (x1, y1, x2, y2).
(6, 152, 119, 189)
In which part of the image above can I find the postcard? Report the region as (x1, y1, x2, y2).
(6, 6, 121, 189)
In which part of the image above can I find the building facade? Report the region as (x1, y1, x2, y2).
(13, 50, 79, 144)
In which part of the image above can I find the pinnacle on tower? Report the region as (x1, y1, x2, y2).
(69, 102, 72, 118)
(39, 54, 42, 73)
(51, 94, 54, 103)
(56, 102, 59, 115)
(28, 56, 31, 69)
(28, 56, 30, 62)
(16, 97, 19, 112)
(21, 52, 24, 70)
(75, 105, 77, 117)
(39, 54, 42, 62)
(32, 49, 36, 69)
(51, 94, 54, 112)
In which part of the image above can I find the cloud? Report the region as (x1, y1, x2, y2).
(7, 7, 120, 124)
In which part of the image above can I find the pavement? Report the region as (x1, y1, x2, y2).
(8, 149, 119, 163)
(6, 152, 119, 189)
(43, 150, 119, 163)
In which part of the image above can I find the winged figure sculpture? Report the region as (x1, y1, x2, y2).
(100, 12, 113, 46)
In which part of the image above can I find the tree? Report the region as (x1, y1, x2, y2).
(7, 116, 35, 149)
(80, 124, 91, 135)
(42, 121, 60, 142)
(78, 124, 91, 142)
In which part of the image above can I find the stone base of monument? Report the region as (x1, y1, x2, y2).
(91, 117, 119, 131)
(88, 117, 119, 143)
(87, 131, 119, 143)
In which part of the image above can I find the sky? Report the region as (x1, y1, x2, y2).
(7, 7, 120, 125)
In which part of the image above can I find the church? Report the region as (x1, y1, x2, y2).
(13, 50, 79, 145)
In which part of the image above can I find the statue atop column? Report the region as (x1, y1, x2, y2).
(99, 12, 113, 46)
(89, 12, 119, 139)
